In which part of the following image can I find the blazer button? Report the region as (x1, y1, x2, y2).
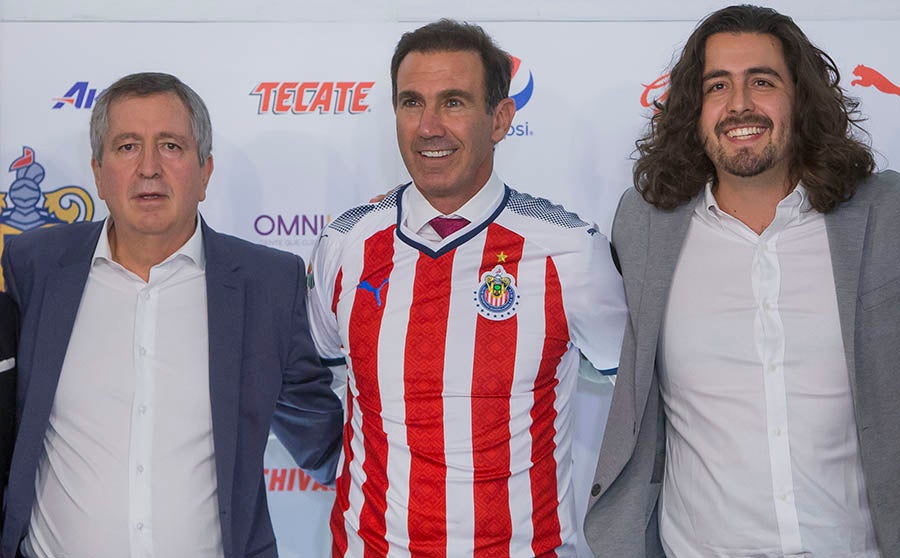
(591, 483, 602, 497)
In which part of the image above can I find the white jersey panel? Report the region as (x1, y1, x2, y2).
(376, 232, 416, 556)
(441, 234, 486, 555)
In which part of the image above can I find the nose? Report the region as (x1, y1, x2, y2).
(727, 83, 755, 114)
(417, 106, 445, 139)
(138, 146, 162, 179)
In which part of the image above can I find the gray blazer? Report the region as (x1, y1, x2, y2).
(584, 171, 900, 557)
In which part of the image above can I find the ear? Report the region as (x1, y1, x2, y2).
(199, 155, 214, 202)
(490, 97, 516, 144)
(91, 158, 104, 200)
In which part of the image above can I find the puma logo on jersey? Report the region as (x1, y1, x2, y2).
(357, 278, 389, 307)
(851, 64, 900, 97)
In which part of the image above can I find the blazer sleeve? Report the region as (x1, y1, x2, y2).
(0, 292, 18, 529)
(268, 257, 343, 486)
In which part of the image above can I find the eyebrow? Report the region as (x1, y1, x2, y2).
(702, 66, 784, 82)
(439, 89, 477, 102)
(109, 131, 191, 145)
(396, 90, 423, 102)
(396, 88, 478, 103)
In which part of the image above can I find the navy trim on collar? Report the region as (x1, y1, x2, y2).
(395, 185, 511, 259)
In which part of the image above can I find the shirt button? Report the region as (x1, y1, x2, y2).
(774, 427, 783, 436)
(591, 483, 602, 497)
(136, 522, 144, 530)
(139, 347, 147, 356)
(142, 292, 151, 300)
(138, 405, 147, 415)
(137, 465, 144, 473)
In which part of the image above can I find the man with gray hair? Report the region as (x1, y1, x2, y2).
(0, 72, 342, 558)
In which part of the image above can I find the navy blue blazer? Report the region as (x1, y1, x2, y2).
(0, 219, 343, 558)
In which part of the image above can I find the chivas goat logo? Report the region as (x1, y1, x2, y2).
(1, 146, 95, 287)
(474, 265, 519, 321)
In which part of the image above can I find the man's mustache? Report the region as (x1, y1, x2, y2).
(715, 115, 774, 136)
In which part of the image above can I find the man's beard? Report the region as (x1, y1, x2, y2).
(707, 140, 780, 177)
(703, 114, 786, 178)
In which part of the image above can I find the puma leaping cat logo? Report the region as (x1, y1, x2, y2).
(851, 64, 900, 97)
(357, 278, 389, 307)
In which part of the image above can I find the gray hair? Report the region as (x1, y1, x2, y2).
(90, 72, 212, 166)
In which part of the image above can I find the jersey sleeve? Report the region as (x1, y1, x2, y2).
(307, 228, 348, 398)
(560, 225, 627, 374)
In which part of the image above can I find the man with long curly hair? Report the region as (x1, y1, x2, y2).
(584, 5, 899, 557)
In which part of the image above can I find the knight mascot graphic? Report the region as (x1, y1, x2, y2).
(0, 146, 94, 288)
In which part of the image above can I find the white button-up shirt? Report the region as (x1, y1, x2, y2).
(24, 218, 223, 558)
(657, 184, 879, 557)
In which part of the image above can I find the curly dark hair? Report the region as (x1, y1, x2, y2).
(390, 19, 512, 113)
(634, 4, 874, 212)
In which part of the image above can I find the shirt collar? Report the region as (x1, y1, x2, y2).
(403, 172, 505, 233)
(700, 181, 812, 224)
(793, 183, 812, 214)
(93, 215, 206, 269)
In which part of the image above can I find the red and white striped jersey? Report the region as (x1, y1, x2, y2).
(308, 184, 626, 557)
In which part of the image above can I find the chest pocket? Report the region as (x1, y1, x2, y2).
(860, 275, 900, 310)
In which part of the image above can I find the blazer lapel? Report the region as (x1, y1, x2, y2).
(825, 199, 870, 402)
(633, 197, 699, 424)
(28, 224, 102, 381)
(202, 220, 245, 550)
(26, 267, 92, 405)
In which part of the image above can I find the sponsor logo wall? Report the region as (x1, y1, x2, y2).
(2, 18, 898, 558)
(52, 82, 104, 110)
(0, 146, 94, 289)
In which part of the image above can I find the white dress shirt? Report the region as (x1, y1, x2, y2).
(24, 218, 224, 558)
(657, 184, 879, 558)
(401, 172, 505, 245)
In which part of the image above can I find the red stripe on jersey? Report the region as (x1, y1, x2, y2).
(404, 249, 456, 556)
(332, 268, 343, 315)
(348, 226, 396, 558)
(471, 224, 524, 558)
(331, 389, 355, 557)
(529, 257, 569, 556)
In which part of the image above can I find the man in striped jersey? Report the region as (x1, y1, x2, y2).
(308, 19, 627, 557)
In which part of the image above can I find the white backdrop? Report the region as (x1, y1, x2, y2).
(2, 3, 899, 556)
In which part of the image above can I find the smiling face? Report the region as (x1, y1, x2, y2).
(395, 50, 514, 214)
(92, 91, 212, 251)
(699, 32, 795, 185)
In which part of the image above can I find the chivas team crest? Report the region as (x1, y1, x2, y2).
(475, 265, 519, 321)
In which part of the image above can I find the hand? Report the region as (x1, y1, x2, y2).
(369, 184, 404, 204)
